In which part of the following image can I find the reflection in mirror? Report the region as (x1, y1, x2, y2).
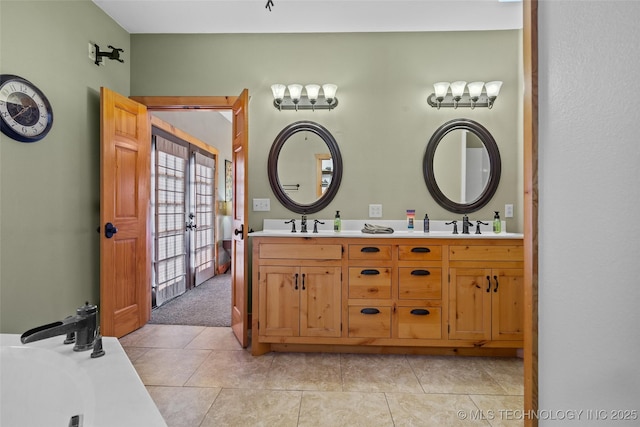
(276, 131, 331, 204)
(433, 130, 490, 204)
(268, 121, 343, 214)
(424, 118, 500, 214)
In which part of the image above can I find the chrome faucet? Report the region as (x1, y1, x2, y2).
(462, 215, 474, 234)
(20, 302, 98, 352)
(300, 215, 308, 233)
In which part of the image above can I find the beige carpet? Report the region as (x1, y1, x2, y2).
(149, 273, 231, 327)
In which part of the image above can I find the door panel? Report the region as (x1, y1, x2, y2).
(231, 89, 249, 347)
(100, 87, 150, 338)
(193, 151, 216, 285)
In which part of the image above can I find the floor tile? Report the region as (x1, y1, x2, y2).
(184, 327, 242, 350)
(121, 345, 150, 363)
(408, 355, 508, 395)
(120, 324, 206, 349)
(132, 348, 211, 386)
(469, 394, 525, 427)
(341, 354, 423, 393)
(146, 386, 221, 427)
(480, 357, 524, 396)
(185, 349, 274, 389)
(199, 388, 301, 427)
(298, 391, 393, 427)
(386, 392, 491, 426)
(265, 352, 342, 391)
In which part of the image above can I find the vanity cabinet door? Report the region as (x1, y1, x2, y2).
(258, 266, 300, 337)
(448, 267, 524, 341)
(300, 266, 342, 338)
(449, 268, 492, 340)
(258, 265, 342, 338)
(491, 268, 524, 341)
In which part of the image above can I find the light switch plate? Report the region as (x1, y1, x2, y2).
(253, 198, 270, 211)
(505, 204, 514, 218)
(369, 204, 383, 218)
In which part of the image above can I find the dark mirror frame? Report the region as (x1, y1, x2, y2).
(423, 118, 501, 214)
(268, 120, 343, 214)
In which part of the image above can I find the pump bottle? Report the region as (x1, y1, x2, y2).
(334, 210, 341, 232)
(493, 211, 501, 234)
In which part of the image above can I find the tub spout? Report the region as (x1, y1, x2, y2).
(20, 302, 98, 352)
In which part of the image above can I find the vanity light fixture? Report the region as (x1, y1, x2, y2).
(271, 83, 339, 111)
(427, 81, 503, 109)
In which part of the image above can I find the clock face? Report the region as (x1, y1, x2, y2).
(0, 74, 53, 143)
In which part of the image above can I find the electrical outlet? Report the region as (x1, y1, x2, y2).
(369, 204, 383, 218)
(88, 42, 96, 62)
(252, 198, 270, 212)
(505, 204, 514, 218)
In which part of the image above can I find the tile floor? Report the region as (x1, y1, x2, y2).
(120, 324, 524, 427)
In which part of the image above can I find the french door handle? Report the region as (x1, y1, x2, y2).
(234, 224, 244, 239)
(104, 222, 118, 239)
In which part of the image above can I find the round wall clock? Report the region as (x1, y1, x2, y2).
(0, 74, 53, 143)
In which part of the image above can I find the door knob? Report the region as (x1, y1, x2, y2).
(104, 222, 118, 239)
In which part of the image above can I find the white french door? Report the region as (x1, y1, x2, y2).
(152, 129, 216, 307)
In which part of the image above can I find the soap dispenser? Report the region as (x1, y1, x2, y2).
(493, 211, 501, 234)
(423, 213, 430, 233)
(334, 210, 341, 232)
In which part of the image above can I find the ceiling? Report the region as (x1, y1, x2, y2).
(92, 0, 522, 34)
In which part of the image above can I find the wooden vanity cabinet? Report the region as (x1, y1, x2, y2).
(448, 245, 524, 342)
(252, 236, 523, 356)
(256, 242, 342, 340)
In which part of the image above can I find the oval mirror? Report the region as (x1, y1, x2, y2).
(268, 121, 343, 214)
(423, 118, 501, 214)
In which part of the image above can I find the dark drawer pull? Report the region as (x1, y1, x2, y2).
(410, 308, 431, 316)
(361, 247, 380, 253)
(411, 247, 431, 253)
(361, 269, 380, 275)
(360, 308, 380, 315)
(410, 269, 431, 276)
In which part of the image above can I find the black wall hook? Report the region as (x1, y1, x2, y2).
(95, 44, 124, 66)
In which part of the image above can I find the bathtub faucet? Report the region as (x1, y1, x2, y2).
(20, 302, 98, 352)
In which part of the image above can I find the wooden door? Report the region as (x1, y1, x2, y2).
(258, 266, 299, 337)
(100, 87, 151, 337)
(491, 268, 525, 341)
(300, 266, 342, 338)
(448, 268, 492, 340)
(231, 89, 249, 347)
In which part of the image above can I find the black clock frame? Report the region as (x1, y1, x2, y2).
(0, 74, 54, 143)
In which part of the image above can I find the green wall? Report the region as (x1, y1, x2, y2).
(0, 1, 522, 334)
(0, 0, 130, 333)
(129, 31, 522, 234)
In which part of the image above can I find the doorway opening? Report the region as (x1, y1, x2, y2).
(148, 111, 233, 326)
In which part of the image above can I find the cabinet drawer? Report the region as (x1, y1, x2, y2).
(348, 267, 392, 299)
(397, 307, 442, 339)
(348, 306, 391, 338)
(348, 245, 392, 260)
(398, 245, 442, 261)
(449, 245, 523, 262)
(259, 243, 342, 260)
(398, 267, 442, 299)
